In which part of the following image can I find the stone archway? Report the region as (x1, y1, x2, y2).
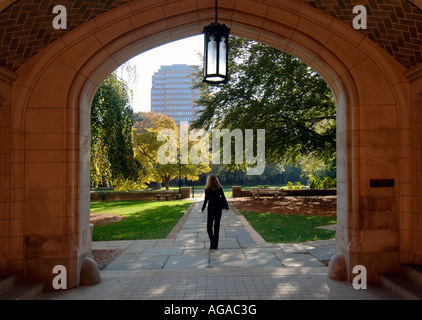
(6, 0, 413, 288)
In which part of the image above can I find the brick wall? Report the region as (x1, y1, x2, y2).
(0, 0, 422, 72)
(304, 0, 422, 68)
(0, 0, 130, 71)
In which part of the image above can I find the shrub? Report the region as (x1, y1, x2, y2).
(316, 178, 323, 189)
(323, 177, 333, 189)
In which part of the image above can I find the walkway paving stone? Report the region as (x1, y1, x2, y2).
(95, 200, 335, 271)
(41, 198, 401, 300)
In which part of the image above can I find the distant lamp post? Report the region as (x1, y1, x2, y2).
(203, 0, 230, 84)
(192, 179, 195, 198)
(178, 155, 182, 195)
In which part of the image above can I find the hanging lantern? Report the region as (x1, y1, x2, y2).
(202, 1, 230, 84)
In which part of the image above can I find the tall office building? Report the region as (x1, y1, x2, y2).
(151, 64, 203, 125)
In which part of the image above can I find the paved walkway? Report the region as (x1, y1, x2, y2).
(41, 199, 399, 300)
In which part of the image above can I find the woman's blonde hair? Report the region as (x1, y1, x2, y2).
(205, 174, 221, 191)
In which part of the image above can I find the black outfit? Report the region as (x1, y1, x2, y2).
(201, 187, 229, 250)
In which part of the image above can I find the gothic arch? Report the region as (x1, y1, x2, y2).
(9, 0, 411, 287)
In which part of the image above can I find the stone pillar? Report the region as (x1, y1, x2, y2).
(181, 187, 191, 199)
(14, 57, 94, 290)
(0, 66, 18, 277)
(232, 186, 242, 198)
(328, 57, 407, 283)
(401, 64, 422, 266)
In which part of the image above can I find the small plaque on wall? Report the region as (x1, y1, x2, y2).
(369, 179, 395, 188)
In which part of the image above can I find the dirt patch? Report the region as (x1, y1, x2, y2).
(90, 212, 124, 226)
(228, 195, 337, 217)
(90, 213, 125, 270)
(92, 249, 124, 270)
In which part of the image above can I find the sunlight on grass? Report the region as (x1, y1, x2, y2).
(91, 200, 193, 241)
(241, 211, 336, 243)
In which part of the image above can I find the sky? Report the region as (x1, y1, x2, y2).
(115, 34, 204, 113)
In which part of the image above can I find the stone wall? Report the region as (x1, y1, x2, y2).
(0, 67, 16, 276)
(231, 186, 336, 197)
(402, 64, 422, 265)
(90, 188, 191, 201)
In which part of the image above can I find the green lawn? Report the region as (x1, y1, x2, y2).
(240, 211, 336, 243)
(91, 200, 193, 241)
(90, 195, 335, 243)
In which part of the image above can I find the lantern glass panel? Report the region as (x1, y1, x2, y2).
(207, 34, 217, 75)
(219, 35, 227, 76)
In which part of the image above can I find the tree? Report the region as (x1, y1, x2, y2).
(131, 112, 211, 190)
(299, 153, 336, 183)
(192, 37, 336, 169)
(90, 72, 140, 189)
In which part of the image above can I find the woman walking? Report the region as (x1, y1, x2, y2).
(201, 175, 229, 250)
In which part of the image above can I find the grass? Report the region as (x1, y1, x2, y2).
(240, 211, 336, 243)
(90, 190, 335, 243)
(90, 200, 193, 241)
